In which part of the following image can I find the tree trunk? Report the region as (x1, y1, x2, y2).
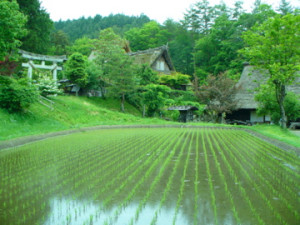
(121, 93, 125, 113)
(142, 104, 146, 117)
(221, 112, 226, 124)
(275, 83, 287, 129)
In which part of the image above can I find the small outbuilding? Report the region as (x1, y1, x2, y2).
(168, 106, 199, 123)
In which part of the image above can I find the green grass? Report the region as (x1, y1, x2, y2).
(246, 124, 300, 148)
(0, 96, 172, 142)
(0, 96, 299, 149)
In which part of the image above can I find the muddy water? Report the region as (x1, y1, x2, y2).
(0, 128, 299, 225)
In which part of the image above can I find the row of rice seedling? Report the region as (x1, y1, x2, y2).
(149, 132, 192, 225)
(204, 129, 241, 224)
(1, 127, 299, 225)
(238, 131, 300, 167)
(171, 131, 195, 225)
(193, 129, 200, 225)
(203, 129, 265, 225)
(103, 130, 187, 225)
(211, 130, 288, 225)
(215, 129, 299, 224)
(59, 129, 176, 225)
(202, 129, 218, 225)
(0, 129, 160, 225)
(232, 131, 299, 178)
(223, 129, 299, 208)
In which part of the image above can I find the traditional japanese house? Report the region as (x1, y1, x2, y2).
(227, 63, 300, 124)
(128, 45, 175, 74)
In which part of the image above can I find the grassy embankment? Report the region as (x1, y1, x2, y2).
(0, 96, 172, 141)
(0, 95, 299, 147)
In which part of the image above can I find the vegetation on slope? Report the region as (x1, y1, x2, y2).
(0, 96, 170, 141)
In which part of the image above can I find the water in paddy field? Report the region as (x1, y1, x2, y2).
(43, 198, 191, 225)
(0, 128, 299, 225)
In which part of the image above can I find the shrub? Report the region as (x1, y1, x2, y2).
(0, 76, 39, 112)
(34, 73, 62, 97)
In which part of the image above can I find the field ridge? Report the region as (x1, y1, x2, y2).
(1, 125, 299, 155)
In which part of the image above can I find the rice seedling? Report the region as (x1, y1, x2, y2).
(0, 128, 298, 225)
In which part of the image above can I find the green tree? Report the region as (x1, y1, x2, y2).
(93, 28, 137, 112)
(183, 0, 216, 35)
(0, 0, 27, 60)
(125, 21, 169, 51)
(194, 12, 244, 79)
(193, 73, 238, 123)
(278, 0, 293, 15)
(136, 64, 159, 86)
(164, 19, 194, 75)
(255, 84, 300, 124)
(241, 14, 300, 128)
(17, 0, 53, 53)
(65, 53, 88, 93)
(159, 73, 191, 90)
(142, 84, 171, 117)
(49, 30, 69, 55)
(68, 37, 96, 56)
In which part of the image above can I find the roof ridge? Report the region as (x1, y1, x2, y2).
(128, 45, 168, 56)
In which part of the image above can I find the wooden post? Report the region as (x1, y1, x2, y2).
(53, 63, 58, 81)
(27, 60, 33, 80)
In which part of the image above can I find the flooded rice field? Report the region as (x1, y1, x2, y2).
(0, 128, 299, 225)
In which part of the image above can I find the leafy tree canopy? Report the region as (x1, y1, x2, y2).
(193, 73, 238, 123)
(240, 14, 300, 128)
(65, 52, 89, 88)
(125, 21, 169, 51)
(0, 0, 27, 60)
(92, 28, 138, 112)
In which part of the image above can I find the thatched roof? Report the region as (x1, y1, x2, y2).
(168, 106, 199, 111)
(235, 64, 300, 109)
(128, 45, 175, 72)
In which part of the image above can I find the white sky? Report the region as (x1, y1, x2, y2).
(40, 0, 300, 23)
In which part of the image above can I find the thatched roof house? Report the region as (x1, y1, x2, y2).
(227, 64, 300, 123)
(88, 45, 175, 74)
(128, 45, 175, 74)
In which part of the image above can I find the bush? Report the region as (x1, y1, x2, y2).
(34, 73, 63, 97)
(256, 85, 300, 124)
(0, 76, 39, 112)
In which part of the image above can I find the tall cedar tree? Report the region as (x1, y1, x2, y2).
(17, 0, 53, 54)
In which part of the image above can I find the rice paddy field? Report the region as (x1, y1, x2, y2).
(0, 127, 299, 225)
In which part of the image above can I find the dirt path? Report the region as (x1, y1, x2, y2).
(0, 125, 299, 156)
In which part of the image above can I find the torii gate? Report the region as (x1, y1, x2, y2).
(19, 49, 67, 81)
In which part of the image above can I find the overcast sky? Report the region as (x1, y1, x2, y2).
(40, 0, 300, 23)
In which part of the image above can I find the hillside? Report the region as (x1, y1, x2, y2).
(54, 14, 151, 42)
(1, 96, 299, 148)
(0, 96, 169, 142)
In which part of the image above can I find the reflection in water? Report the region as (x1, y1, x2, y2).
(44, 198, 192, 225)
(1, 128, 299, 225)
(43, 197, 237, 225)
